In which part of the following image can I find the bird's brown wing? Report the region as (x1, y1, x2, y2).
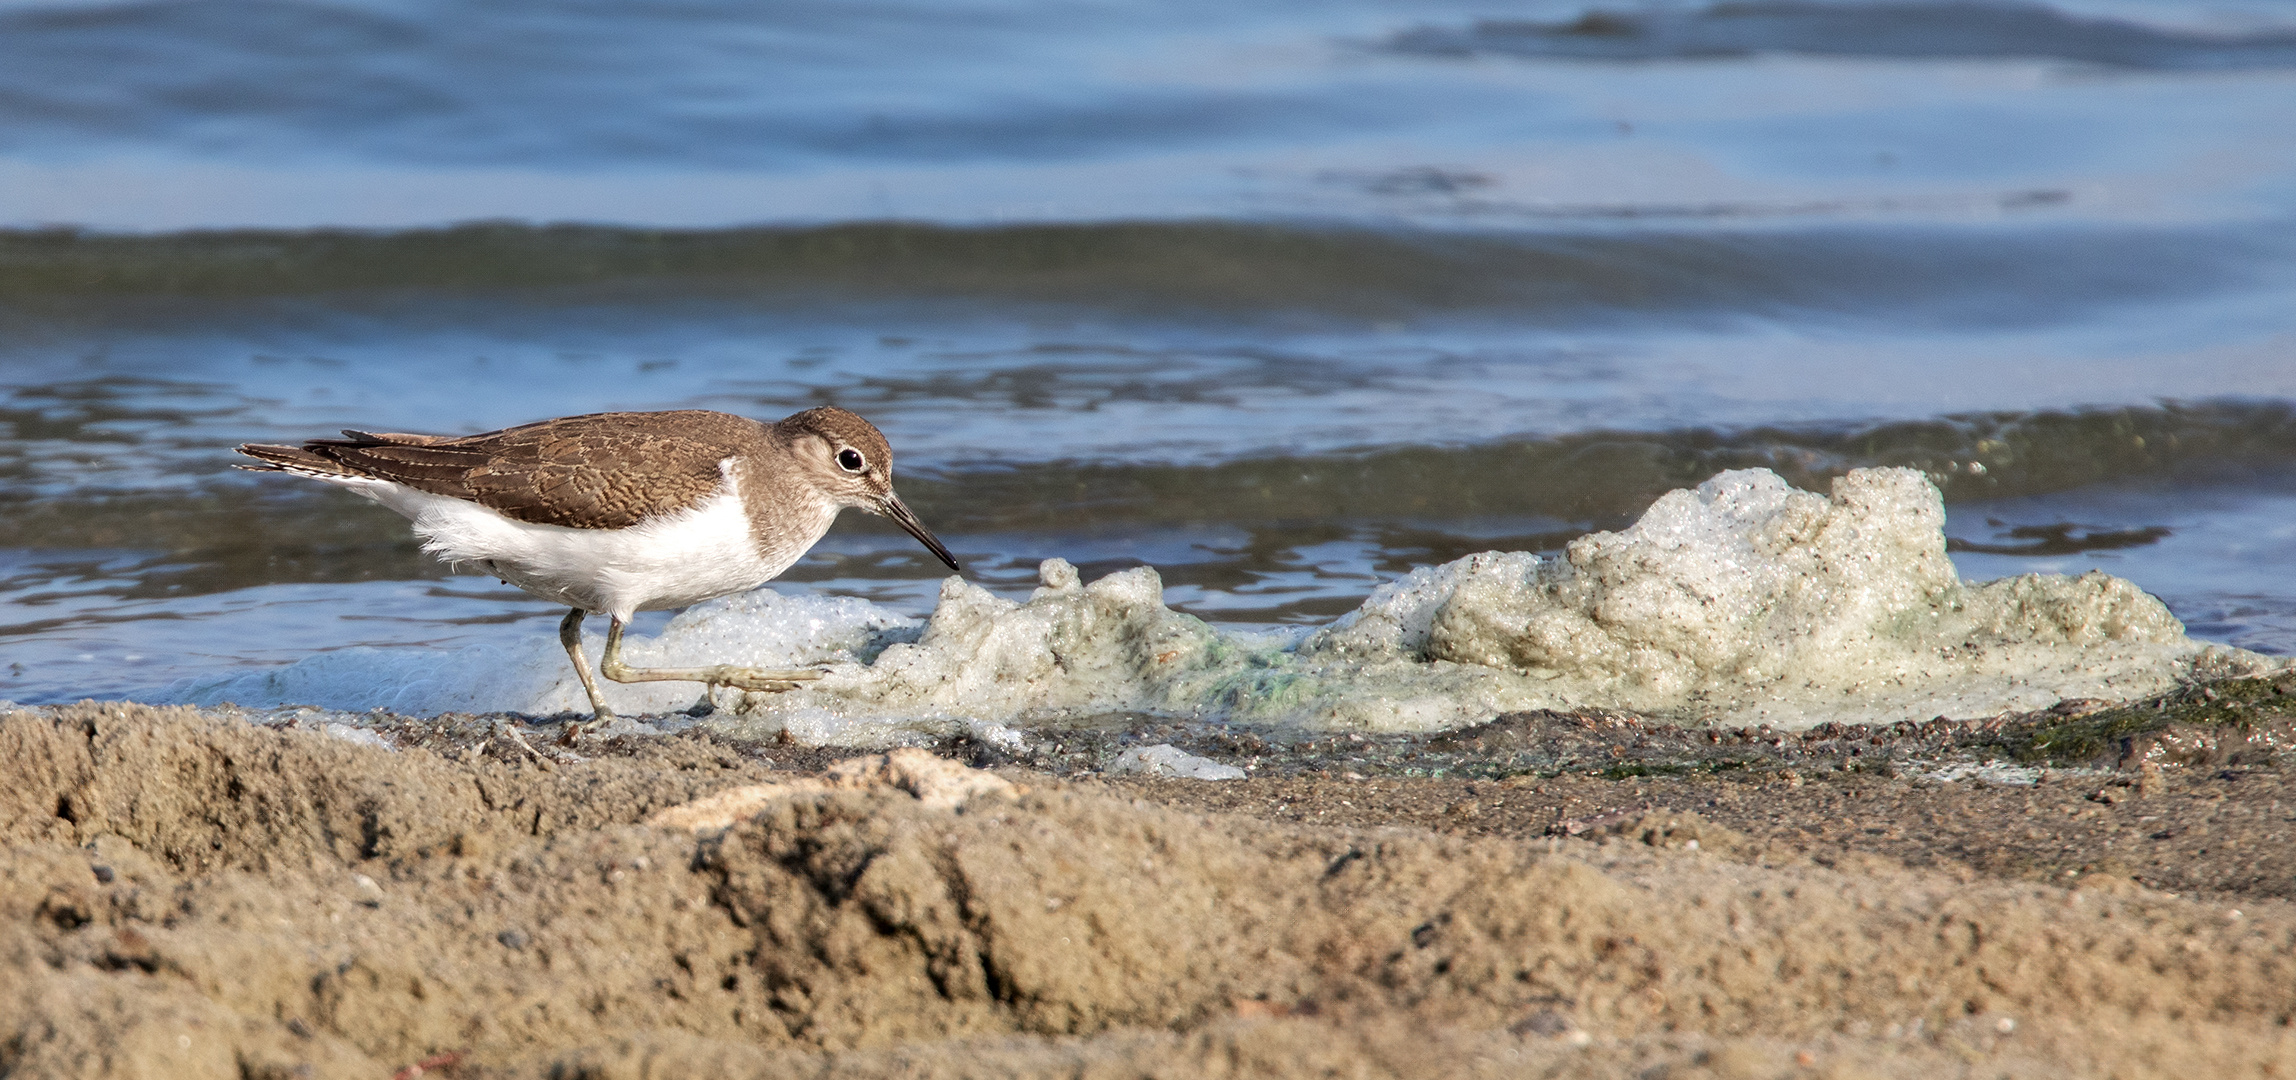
(241, 410, 763, 530)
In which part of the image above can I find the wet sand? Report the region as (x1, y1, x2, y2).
(3, 687, 2294, 1078)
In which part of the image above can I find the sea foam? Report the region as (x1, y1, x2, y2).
(171, 468, 2279, 742)
(173, 592, 919, 721)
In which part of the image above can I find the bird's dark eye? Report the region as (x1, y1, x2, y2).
(837, 448, 866, 472)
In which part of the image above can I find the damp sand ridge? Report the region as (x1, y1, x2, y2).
(3, 697, 2295, 1078)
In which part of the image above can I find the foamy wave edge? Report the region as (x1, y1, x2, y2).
(167, 468, 2286, 743)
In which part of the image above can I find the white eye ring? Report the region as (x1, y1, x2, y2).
(836, 448, 867, 472)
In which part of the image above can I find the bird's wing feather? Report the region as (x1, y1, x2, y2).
(339, 429, 451, 445)
(245, 410, 761, 529)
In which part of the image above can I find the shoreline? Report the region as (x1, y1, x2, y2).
(325, 669, 2296, 903)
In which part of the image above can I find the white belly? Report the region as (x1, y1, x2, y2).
(325, 476, 814, 618)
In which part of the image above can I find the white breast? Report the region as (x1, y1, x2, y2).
(316, 466, 829, 619)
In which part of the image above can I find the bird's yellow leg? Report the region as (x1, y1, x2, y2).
(598, 616, 825, 693)
(560, 608, 616, 721)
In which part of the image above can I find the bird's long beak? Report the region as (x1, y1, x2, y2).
(879, 493, 961, 572)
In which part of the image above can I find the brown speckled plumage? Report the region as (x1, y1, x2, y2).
(240, 409, 832, 530)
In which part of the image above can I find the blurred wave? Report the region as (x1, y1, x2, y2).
(0, 0, 1385, 166)
(1384, 1, 2296, 68)
(4, 221, 2281, 327)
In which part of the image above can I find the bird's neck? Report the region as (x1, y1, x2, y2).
(734, 456, 842, 574)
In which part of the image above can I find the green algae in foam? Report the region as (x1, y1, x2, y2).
(699, 468, 2284, 744)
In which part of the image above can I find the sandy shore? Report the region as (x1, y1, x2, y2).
(3, 688, 2294, 1078)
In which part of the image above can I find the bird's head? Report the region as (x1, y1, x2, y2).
(777, 406, 960, 572)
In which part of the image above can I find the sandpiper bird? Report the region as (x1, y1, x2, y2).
(237, 407, 959, 729)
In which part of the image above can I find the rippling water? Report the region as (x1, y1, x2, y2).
(3, 0, 2293, 706)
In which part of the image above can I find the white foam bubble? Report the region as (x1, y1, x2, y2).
(319, 722, 394, 751)
(1108, 744, 1247, 780)
(1921, 761, 2048, 786)
(967, 720, 1028, 751)
(170, 591, 916, 718)
(701, 468, 2273, 740)
(158, 468, 2284, 742)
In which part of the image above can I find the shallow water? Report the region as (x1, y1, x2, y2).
(3, 0, 2293, 713)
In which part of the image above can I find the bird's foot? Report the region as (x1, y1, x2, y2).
(556, 707, 616, 747)
(598, 657, 826, 694)
(594, 616, 829, 698)
(700, 667, 827, 694)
